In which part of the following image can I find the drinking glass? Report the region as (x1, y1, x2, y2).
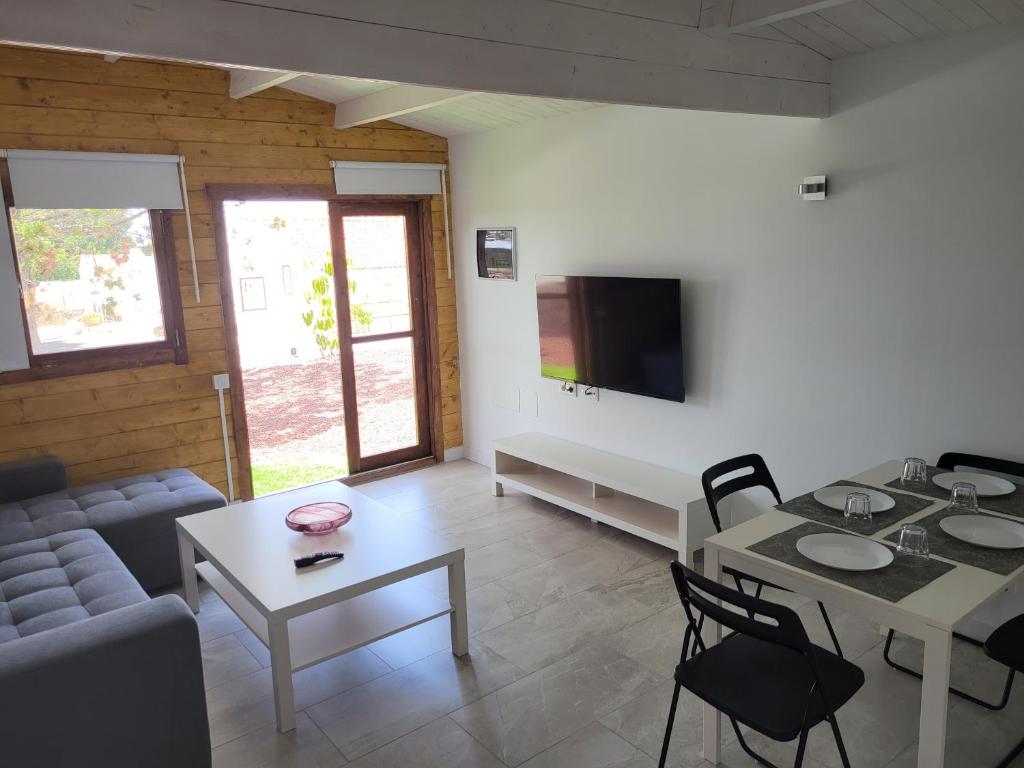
(901, 458, 928, 490)
(897, 524, 930, 559)
(844, 492, 872, 527)
(949, 481, 979, 513)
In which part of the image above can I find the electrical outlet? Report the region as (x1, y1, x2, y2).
(212, 373, 230, 390)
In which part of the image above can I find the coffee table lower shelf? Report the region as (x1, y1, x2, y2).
(195, 561, 452, 672)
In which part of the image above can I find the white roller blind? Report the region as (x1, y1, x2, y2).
(332, 161, 443, 195)
(6, 150, 184, 210)
(0, 194, 29, 372)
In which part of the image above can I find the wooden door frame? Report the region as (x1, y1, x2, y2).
(207, 184, 444, 499)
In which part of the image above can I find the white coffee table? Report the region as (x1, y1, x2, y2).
(175, 481, 468, 733)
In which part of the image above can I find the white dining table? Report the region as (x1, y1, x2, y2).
(701, 459, 1024, 768)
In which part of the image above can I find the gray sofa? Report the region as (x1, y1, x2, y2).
(0, 456, 226, 768)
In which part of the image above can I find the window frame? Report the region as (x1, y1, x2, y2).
(0, 165, 188, 383)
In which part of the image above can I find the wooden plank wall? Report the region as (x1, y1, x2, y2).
(0, 46, 462, 497)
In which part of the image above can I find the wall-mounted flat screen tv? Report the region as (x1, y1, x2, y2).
(536, 275, 684, 403)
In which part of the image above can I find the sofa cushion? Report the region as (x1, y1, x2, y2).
(0, 469, 225, 548)
(0, 529, 148, 645)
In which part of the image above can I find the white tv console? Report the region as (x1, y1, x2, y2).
(492, 432, 713, 564)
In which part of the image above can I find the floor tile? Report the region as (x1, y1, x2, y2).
(307, 641, 523, 761)
(464, 538, 551, 590)
(203, 632, 264, 690)
(519, 722, 656, 768)
(235, 626, 272, 667)
(368, 615, 453, 669)
(476, 584, 661, 674)
(212, 712, 347, 768)
(490, 537, 658, 617)
(600, 679, 708, 768)
(601, 605, 683, 678)
(452, 644, 662, 767)
(196, 593, 249, 643)
(206, 648, 391, 747)
(343, 716, 503, 768)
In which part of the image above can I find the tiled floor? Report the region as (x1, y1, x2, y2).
(183, 460, 1024, 767)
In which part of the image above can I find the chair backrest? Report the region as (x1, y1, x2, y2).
(701, 454, 782, 533)
(937, 452, 1024, 484)
(670, 561, 811, 658)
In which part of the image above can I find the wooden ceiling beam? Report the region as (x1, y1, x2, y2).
(727, 0, 857, 33)
(228, 69, 300, 99)
(334, 85, 474, 129)
(0, 0, 831, 118)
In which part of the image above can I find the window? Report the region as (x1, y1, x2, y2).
(0, 152, 189, 381)
(3, 205, 186, 379)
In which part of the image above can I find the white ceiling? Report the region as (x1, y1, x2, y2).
(219, 0, 1022, 138)
(267, 71, 601, 137)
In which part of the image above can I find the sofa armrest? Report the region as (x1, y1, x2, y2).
(0, 595, 211, 768)
(0, 455, 67, 503)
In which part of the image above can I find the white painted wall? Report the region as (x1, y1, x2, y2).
(450, 23, 1024, 500)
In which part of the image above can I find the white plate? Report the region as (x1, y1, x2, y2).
(812, 485, 896, 513)
(932, 471, 1015, 497)
(796, 533, 894, 571)
(939, 515, 1024, 550)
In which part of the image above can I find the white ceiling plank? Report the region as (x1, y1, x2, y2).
(229, 68, 299, 99)
(936, 0, 999, 26)
(818, 1, 916, 47)
(898, 0, 970, 31)
(728, 0, 858, 31)
(972, 0, 1024, 20)
(772, 17, 851, 56)
(0, 0, 830, 118)
(334, 85, 474, 129)
(796, 12, 874, 51)
(864, 0, 941, 38)
(547, 0, 702, 25)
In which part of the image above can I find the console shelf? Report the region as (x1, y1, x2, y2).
(493, 432, 712, 563)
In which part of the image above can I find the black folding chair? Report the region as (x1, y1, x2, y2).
(882, 452, 1024, 710)
(702, 454, 843, 657)
(659, 562, 864, 768)
(984, 614, 1024, 767)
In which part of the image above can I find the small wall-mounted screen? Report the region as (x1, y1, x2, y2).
(536, 275, 684, 402)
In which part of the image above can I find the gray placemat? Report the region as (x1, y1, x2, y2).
(748, 520, 955, 602)
(885, 469, 1024, 519)
(884, 507, 1024, 576)
(775, 480, 936, 535)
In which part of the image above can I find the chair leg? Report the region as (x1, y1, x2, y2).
(657, 682, 681, 768)
(996, 733, 1024, 768)
(730, 717, 784, 768)
(825, 713, 853, 768)
(818, 602, 844, 658)
(793, 729, 809, 768)
(883, 630, 1016, 710)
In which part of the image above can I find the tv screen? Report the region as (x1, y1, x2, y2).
(536, 275, 684, 402)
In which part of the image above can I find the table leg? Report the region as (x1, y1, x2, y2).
(448, 555, 470, 656)
(702, 544, 723, 765)
(177, 529, 199, 614)
(268, 619, 296, 733)
(917, 624, 952, 767)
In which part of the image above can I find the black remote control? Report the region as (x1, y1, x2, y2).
(294, 551, 345, 568)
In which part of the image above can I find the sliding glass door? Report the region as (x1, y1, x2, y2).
(215, 195, 434, 497)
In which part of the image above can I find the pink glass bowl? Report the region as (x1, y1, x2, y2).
(286, 502, 352, 535)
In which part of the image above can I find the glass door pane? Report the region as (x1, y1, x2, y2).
(352, 336, 418, 456)
(333, 202, 431, 472)
(342, 215, 411, 337)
